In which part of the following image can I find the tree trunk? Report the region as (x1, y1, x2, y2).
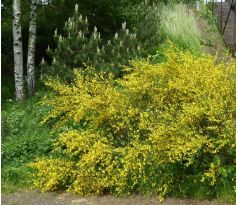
(13, 0, 24, 100)
(27, 0, 37, 96)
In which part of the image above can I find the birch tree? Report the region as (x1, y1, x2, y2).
(27, 0, 37, 96)
(13, 0, 24, 100)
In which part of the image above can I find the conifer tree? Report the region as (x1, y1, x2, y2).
(41, 4, 141, 80)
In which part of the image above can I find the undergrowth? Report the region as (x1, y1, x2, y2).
(1, 91, 54, 192)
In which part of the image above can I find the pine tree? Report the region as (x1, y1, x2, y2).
(41, 4, 142, 81)
(134, 0, 163, 56)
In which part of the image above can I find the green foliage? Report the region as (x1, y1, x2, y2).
(204, 9, 218, 32)
(1, 113, 10, 141)
(41, 5, 143, 80)
(29, 47, 235, 202)
(160, 3, 202, 51)
(2, 163, 32, 193)
(1, 91, 55, 192)
(2, 92, 54, 165)
(2, 131, 53, 165)
(198, 2, 219, 32)
(132, 0, 164, 55)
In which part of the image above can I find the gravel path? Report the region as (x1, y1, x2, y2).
(2, 191, 233, 205)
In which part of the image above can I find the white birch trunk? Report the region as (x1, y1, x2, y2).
(27, 0, 37, 96)
(13, 0, 24, 100)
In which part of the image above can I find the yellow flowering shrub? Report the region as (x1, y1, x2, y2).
(28, 158, 74, 192)
(29, 47, 235, 200)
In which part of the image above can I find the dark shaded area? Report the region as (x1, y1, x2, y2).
(1, 0, 143, 100)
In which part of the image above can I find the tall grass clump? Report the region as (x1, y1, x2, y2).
(160, 3, 201, 51)
(29, 46, 235, 202)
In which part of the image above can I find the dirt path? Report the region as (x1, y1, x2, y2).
(2, 191, 233, 205)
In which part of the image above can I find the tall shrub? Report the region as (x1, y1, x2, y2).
(30, 47, 235, 201)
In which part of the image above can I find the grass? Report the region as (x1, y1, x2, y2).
(1, 90, 54, 193)
(159, 3, 202, 51)
(2, 163, 32, 194)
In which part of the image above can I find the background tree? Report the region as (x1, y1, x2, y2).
(12, 0, 24, 100)
(41, 4, 142, 80)
(27, 0, 37, 96)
